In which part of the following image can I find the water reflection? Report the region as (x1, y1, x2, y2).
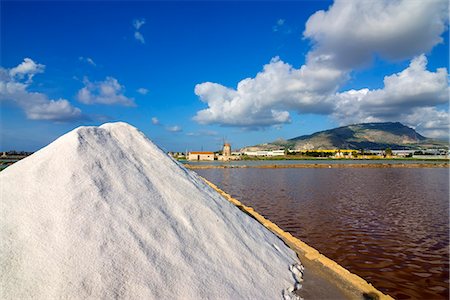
(196, 168, 449, 300)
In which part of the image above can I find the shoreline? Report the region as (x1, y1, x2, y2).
(201, 177, 394, 300)
(186, 162, 449, 169)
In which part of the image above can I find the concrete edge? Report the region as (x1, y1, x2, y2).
(201, 177, 395, 300)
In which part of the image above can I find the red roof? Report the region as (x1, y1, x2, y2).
(190, 151, 215, 155)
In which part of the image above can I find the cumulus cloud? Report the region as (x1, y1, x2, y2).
(166, 125, 182, 132)
(137, 87, 149, 95)
(79, 56, 96, 66)
(151, 117, 160, 125)
(194, 57, 345, 127)
(331, 55, 449, 138)
(133, 18, 146, 44)
(9, 58, 45, 82)
(0, 58, 82, 121)
(402, 107, 449, 139)
(77, 77, 135, 106)
(194, 0, 449, 136)
(304, 0, 448, 70)
(332, 55, 448, 121)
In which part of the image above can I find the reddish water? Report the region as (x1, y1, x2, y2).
(196, 167, 449, 299)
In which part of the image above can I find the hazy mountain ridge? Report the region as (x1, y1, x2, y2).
(243, 122, 448, 151)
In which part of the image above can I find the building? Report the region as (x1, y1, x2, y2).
(392, 150, 415, 157)
(188, 151, 215, 161)
(267, 150, 285, 156)
(218, 143, 240, 161)
(223, 143, 231, 157)
(243, 150, 285, 156)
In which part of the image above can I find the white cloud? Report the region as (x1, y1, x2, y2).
(402, 107, 449, 139)
(332, 55, 448, 121)
(133, 18, 146, 44)
(79, 56, 96, 66)
(0, 58, 82, 121)
(133, 18, 146, 30)
(137, 88, 149, 95)
(134, 32, 145, 44)
(25, 98, 82, 121)
(9, 58, 45, 82)
(151, 117, 160, 125)
(304, 0, 449, 69)
(331, 55, 449, 137)
(194, 0, 449, 137)
(166, 125, 182, 132)
(77, 77, 135, 106)
(194, 57, 345, 127)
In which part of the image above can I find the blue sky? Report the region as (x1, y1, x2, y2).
(1, 1, 449, 152)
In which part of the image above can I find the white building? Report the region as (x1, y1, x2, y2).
(243, 150, 285, 156)
(188, 152, 215, 161)
(267, 150, 285, 156)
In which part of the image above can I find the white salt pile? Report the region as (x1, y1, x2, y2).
(0, 122, 303, 299)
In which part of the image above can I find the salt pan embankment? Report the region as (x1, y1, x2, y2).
(0, 122, 303, 299)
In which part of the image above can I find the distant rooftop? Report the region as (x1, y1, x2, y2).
(189, 151, 214, 154)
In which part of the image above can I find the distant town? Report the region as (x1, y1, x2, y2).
(162, 122, 450, 162)
(168, 143, 450, 161)
(2, 143, 449, 172)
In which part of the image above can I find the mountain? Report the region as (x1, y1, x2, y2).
(0, 122, 301, 299)
(243, 122, 448, 151)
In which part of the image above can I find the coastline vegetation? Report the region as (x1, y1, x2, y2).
(238, 154, 449, 162)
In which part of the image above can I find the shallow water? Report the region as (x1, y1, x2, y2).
(184, 159, 447, 167)
(196, 167, 449, 299)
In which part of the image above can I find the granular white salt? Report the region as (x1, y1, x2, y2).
(0, 122, 302, 299)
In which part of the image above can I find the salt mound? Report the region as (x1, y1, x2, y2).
(0, 122, 302, 299)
